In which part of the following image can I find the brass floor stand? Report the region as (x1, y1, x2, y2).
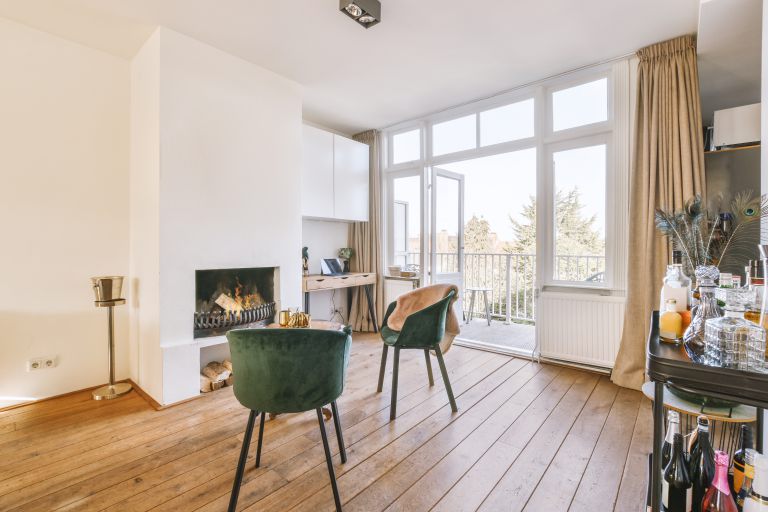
(92, 299, 132, 400)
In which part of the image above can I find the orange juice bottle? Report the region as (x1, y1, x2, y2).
(660, 299, 683, 344)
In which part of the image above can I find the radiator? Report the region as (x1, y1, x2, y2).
(537, 292, 626, 369)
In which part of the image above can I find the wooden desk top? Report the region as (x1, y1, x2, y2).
(303, 272, 376, 292)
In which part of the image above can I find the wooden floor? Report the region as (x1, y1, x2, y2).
(0, 334, 651, 511)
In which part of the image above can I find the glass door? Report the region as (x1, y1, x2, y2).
(431, 168, 465, 315)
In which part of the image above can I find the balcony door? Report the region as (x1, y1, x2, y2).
(431, 168, 465, 315)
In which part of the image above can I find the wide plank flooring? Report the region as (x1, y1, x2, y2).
(0, 333, 650, 511)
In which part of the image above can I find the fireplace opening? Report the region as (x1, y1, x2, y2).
(194, 267, 276, 338)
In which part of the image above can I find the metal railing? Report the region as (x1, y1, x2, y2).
(399, 252, 605, 323)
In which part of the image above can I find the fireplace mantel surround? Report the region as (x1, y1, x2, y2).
(128, 27, 303, 406)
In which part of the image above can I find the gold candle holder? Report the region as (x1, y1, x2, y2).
(278, 310, 292, 327)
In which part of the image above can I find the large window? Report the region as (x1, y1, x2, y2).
(552, 144, 607, 282)
(384, 64, 627, 291)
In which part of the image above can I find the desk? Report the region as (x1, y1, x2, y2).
(646, 311, 767, 512)
(303, 273, 378, 333)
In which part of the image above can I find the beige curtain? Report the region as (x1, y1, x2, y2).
(348, 129, 384, 332)
(611, 35, 706, 390)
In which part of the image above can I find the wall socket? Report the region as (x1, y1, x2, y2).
(27, 357, 57, 372)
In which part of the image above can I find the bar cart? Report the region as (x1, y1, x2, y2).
(646, 311, 767, 512)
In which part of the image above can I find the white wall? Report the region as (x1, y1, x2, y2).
(129, 29, 162, 401)
(130, 28, 304, 405)
(0, 18, 129, 407)
(302, 219, 349, 320)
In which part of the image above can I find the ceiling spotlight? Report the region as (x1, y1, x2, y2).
(344, 3, 362, 17)
(339, 0, 381, 28)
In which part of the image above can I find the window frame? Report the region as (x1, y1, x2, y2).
(381, 60, 629, 292)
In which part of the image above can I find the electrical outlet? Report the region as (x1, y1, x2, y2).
(27, 357, 56, 372)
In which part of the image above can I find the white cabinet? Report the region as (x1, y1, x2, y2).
(333, 135, 369, 222)
(302, 125, 335, 218)
(301, 125, 369, 222)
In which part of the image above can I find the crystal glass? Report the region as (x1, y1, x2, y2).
(704, 288, 765, 371)
(684, 266, 723, 354)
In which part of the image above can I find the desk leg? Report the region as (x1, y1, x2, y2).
(304, 292, 310, 315)
(364, 284, 379, 333)
(651, 381, 664, 512)
(757, 407, 764, 454)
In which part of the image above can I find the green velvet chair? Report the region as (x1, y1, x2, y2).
(377, 290, 458, 420)
(226, 327, 352, 512)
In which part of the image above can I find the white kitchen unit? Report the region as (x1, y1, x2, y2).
(302, 124, 369, 222)
(301, 125, 335, 218)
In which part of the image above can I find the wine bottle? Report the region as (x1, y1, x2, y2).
(744, 453, 768, 512)
(664, 433, 693, 511)
(703, 451, 739, 512)
(732, 425, 754, 495)
(663, 410, 681, 470)
(690, 416, 717, 512)
(736, 449, 757, 511)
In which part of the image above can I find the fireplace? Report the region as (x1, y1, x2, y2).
(194, 267, 277, 338)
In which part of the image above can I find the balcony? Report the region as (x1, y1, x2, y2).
(400, 252, 605, 354)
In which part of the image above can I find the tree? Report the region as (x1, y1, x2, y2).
(464, 214, 493, 252)
(507, 188, 604, 256)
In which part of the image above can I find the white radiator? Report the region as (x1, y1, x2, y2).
(537, 292, 626, 369)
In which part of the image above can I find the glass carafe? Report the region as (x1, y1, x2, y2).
(684, 265, 723, 355)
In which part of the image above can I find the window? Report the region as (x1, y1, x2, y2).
(432, 114, 476, 156)
(552, 78, 608, 131)
(480, 99, 534, 146)
(392, 129, 421, 164)
(391, 175, 422, 267)
(384, 64, 628, 293)
(552, 144, 606, 283)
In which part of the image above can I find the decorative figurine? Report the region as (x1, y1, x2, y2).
(302, 246, 309, 276)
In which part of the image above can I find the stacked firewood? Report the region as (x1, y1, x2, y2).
(200, 360, 234, 392)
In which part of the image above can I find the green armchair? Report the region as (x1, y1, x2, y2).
(377, 290, 458, 420)
(226, 327, 352, 512)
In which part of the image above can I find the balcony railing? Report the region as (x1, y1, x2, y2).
(398, 252, 605, 323)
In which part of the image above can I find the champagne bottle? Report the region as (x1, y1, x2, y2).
(702, 450, 738, 512)
(736, 449, 757, 511)
(690, 416, 716, 512)
(744, 453, 768, 512)
(664, 433, 693, 511)
(732, 425, 754, 495)
(663, 411, 681, 470)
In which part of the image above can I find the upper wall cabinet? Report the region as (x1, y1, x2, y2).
(302, 125, 369, 222)
(333, 135, 369, 221)
(302, 125, 335, 219)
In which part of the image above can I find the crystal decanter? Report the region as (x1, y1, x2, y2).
(684, 265, 723, 355)
(704, 288, 765, 371)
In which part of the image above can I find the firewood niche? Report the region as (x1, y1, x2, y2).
(194, 267, 276, 338)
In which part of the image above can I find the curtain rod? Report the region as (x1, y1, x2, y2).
(379, 51, 636, 131)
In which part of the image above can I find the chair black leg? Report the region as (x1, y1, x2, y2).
(434, 347, 458, 413)
(424, 349, 434, 386)
(376, 344, 388, 393)
(255, 411, 266, 468)
(229, 409, 257, 512)
(317, 408, 343, 512)
(330, 400, 347, 463)
(390, 347, 401, 421)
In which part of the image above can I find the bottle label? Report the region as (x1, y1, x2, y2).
(663, 481, 692, 511)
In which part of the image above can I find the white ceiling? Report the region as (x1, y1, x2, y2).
(0, 0, 700, 134)
(697, 0, 762, 125)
